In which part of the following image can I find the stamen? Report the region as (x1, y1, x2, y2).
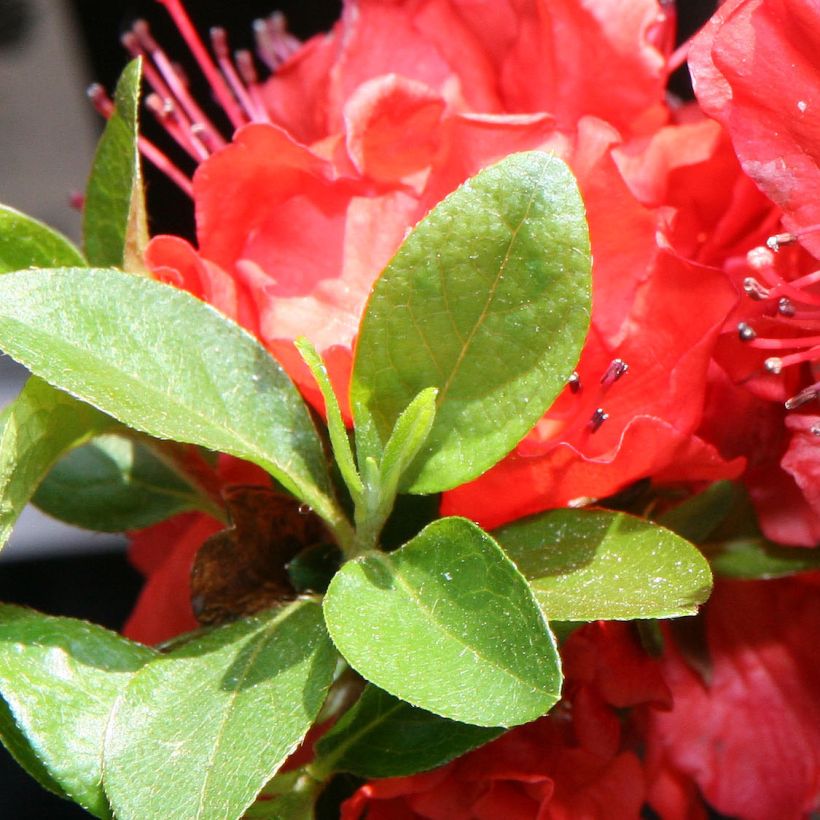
(749, 334, 820, 351)
(811, 424, 820, 437)
(743, 277, 770, 300)
(778, 297, 796, 317)
(765, 347, 820, 374)
(145, 93, 209, 161)
(254, 13, 300, 71)
(589, 408, 609, 432)
(785, 385, 819, 410)
(767, 232, 797, 252)
(210, 28, 258, 124)
(133, 20, 226, 149)
(568, 372, 581, 393)
(156, 0, 246, 128)
(737, 322, 756, 342)
(600, 358, 629, 386)
(236, 50, 268, 120)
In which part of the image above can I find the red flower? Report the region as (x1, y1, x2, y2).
(687, 0, 820, 544)
(645, 574, 820, 820)
(342, 622, 667, 820)
(688, 0, 820, 259)
(127, 0, 757, 526)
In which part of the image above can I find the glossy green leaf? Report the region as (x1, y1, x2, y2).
(84, 59, 149, 270)
(0, 605, 155, 818)
(323, 517, 561, 727)
(295, 337, 362, 501)
(33, 433, 206, 532)
(0, 696, 69, 801)
(243, 771, 320, 819)
(313, 685, 502, 778)
(0, 205, 84, 273)
(0, 267, 351, 543)
(351, 151, 591, 493)
(705, 537, 820, 579)
(103, 600, 337, 820)
(658, 481, 738, 543)
(495, 509, 712, 621)
(0, 377, 113, 549)
(379, 388, 438, 496)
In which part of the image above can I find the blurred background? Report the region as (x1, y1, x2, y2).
(0, 0, 712, 816)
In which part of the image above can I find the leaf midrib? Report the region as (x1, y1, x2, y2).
(367, 551, 555, 704)
(0, 314, 328, 513)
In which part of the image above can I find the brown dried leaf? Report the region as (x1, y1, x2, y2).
(190, 486, 327, 625)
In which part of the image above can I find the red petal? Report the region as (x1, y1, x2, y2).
(689, 0, 820, 258)
(648, 576, 820, 819)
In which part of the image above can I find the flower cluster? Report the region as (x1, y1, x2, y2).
(114, 0, 820, 817)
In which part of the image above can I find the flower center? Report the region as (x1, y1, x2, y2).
(88, 0, 300, 196)
(736, 225, 820, 411)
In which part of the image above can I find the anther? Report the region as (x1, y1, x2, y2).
(743, 277, 770, 300)
(764, 357, 783, 375)
(600, 358, 629, 386)
(778, 297, 796, 317)
(784, 386, 819, 410)
(589, 408, 609, 432)
(811, 424, 820, 437)
(766, 232, 797, 252)
(737, 322, 756, 342)
(746, 245, 775, 270)
(568, 372, 581, 393)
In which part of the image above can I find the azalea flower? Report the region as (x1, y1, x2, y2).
(687, 0, 820, 544)
(107, 0, 759, 534)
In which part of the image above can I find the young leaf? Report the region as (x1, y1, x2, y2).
(495, 509, 713, 621)
(323, 517, 561, 727)
(0, 377, 114, 549)
(103, 600, 337, 820)
(313, 684, 502, 779)
(657, 480, 739, 543)
(0, 605, 156, 818)
(84, 58, 149, 271)
(295, 337, 362, 501)
(0, 205, 85, 273)
(32, 433, 207, 531)
(0, 267, 352, 545)
(351, 151, 591, 494)
(704, 537, 820, 579)
(378, 387, 438, 497)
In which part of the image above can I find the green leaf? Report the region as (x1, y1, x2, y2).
(84, 58, 148, 271)
(0, 696, 70, 801)
(705, 537, 820, 579)
(0, 267, 352, 545)
(658, 481, 738, 543)
(33, 433, 206, 531)
(495, 509, 713, 621)
(0, 605, 156, 818)
(313, 685, 502, 778)
(295, 337, 362, 501)
(0, 377, 113, 549)
(103, 600, 337, 820)
(351, 151, 591, 493)
(379, 388, 438, 497)
(0, 205, 85, 273)
(243, 771, 320, 819)
(323, 517, 561, 727)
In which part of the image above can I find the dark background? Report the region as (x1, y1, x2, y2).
(0, 0, 716, 816)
